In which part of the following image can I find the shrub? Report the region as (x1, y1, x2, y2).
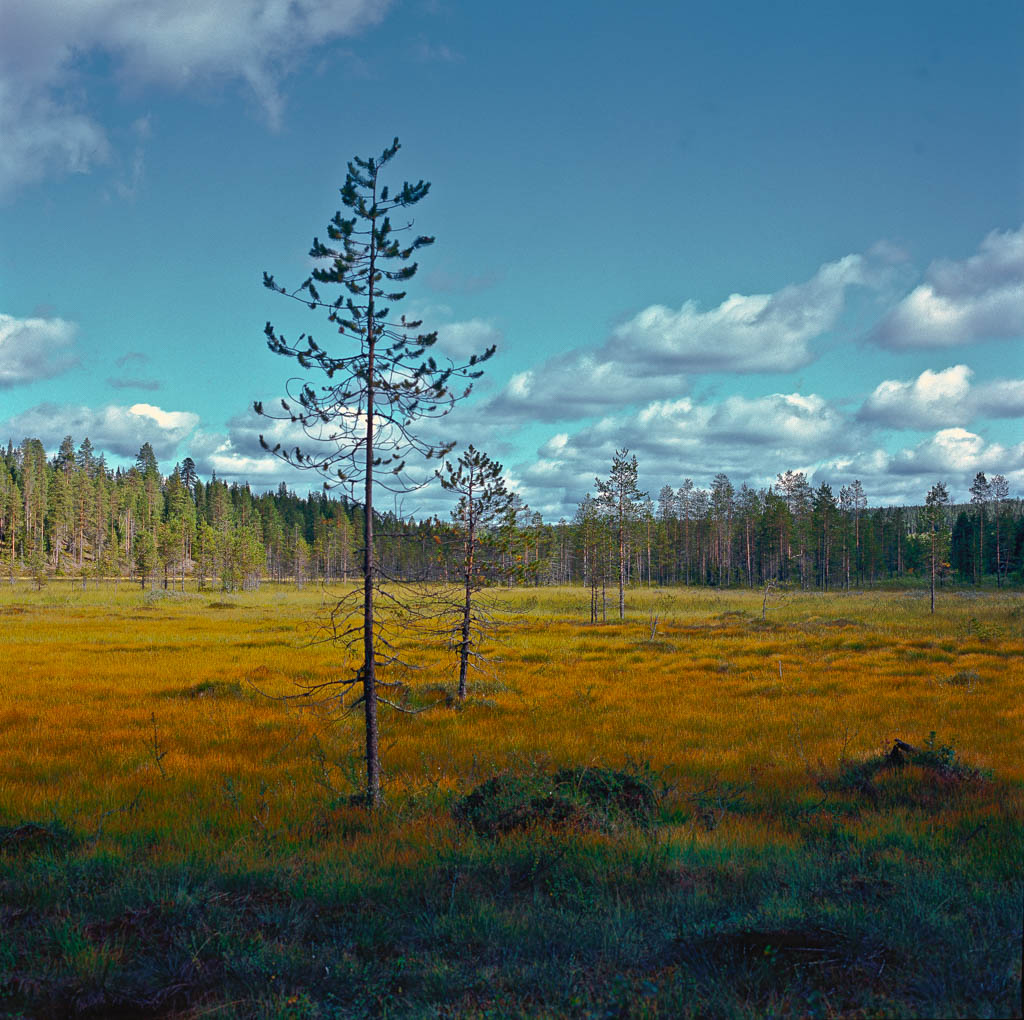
(0, 820, 77, 856)
(454, 766, 658, 836)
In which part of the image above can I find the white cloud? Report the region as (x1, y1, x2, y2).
(890, 427, 1019, 476)
(1, 401, 198, 461)
(974, 377, 1024, 418)
(825, 429, 1024, 504)
(511, 408, 1024, 519)
(0, 0, 389, 193)
(128, 402, 195, 432)
(870, 225, 1024, 349)
(858, 364, 1024, 429)
(611, 254, 870, 373)
(188, 406, 336, 485)
(189, 429, 299, 482)
(707, 392, 848, 447)
(859, 364, 973, 429)
(435, 318, 502, 359)
(0, 312, 78, 386)
(486, 252, 883, 422)
(499, 390, 864, 518)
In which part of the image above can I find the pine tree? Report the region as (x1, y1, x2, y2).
(969, 471, 990, 585)
(710, 473, 734, 587)
(989, 474, 1010, 586)
(847, 480, 867, 586)
(20, 439, 48, 558)
(0, 462, 21, 583)
(573, 493, 607, 623)
(595, 449, 645, 619)
(438, 445, 514, 701)
(677, 479, 695, 584)
(257, 138, 492, 806)
(925, 481, 950, 613)
(776, 470, 814, 588)
(812, 483, 837, 590)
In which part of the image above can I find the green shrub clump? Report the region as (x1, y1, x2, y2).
(454, 766, 658, 836)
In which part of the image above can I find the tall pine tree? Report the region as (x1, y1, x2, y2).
(595, 449, 645, 619)
(257, 139, 493, 806)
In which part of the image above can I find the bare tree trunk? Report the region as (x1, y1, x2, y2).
(362, 229, 380, 808)
(930, 533, 936, 614)
(618, 512, 625, 620)
(994, 514, 1001, 588)
(459, 512, 475, 701)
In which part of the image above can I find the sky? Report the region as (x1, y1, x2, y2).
(1, 0, 1022, 520)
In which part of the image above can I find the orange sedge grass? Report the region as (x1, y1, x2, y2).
(0, 580, 1020, 864)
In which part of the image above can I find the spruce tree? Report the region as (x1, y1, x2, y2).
(257, 138, 493, 806)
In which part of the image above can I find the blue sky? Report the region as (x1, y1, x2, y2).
(1, 0, 1022, 518)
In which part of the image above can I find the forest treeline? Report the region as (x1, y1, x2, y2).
(1, 434, 1022, 591)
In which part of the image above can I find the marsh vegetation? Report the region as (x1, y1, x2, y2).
(0, 582, 1021, 1016)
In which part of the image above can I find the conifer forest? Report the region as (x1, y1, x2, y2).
(2, 434, 1022, 594)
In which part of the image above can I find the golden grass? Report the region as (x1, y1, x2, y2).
(0, 581, 1021, 863)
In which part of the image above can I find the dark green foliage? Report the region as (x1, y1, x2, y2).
(0, 820, 78, 857)
(1, 809, 1020, 1018)
(831, 733, 993, 810)
(552, 765, 659, 823)
(454, 766, 658, 836)
(454, 775, 588, 836)
(1, 427, 1022, 590)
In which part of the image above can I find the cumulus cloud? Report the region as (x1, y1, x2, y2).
(889, 427, 1021, 477)
(492, 351, 680, 422)
(188, 407, 320, 484)
(706, 392, 850, 447)
(0, 312, 78, 386)
(858, 364, 1024, 429)
(612, 254, 872, 373)
(486, 252, 882, 422)
(870, 225, 1024, 349)
(435, 318, 502, 359)
(1, 401, 198, 461)
(499, 390, 863, 518)
(973, 377, 1024, 418)
(825, 429, 1024, 504)
(0, 0, 389, 193)
(182, 391, 1023, 516)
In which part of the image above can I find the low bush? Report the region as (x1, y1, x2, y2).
(454, 766, 658, 836)
(0, 820, 78, 856)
